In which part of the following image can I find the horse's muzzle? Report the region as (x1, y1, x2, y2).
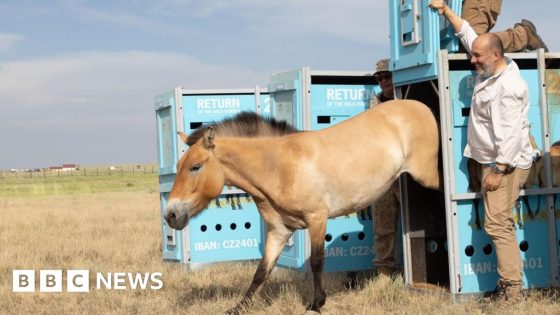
(165, 200, 189, 230)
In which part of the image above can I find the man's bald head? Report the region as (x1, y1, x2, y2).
(470, 33, 506, 77)
(474, 33, 505, 58)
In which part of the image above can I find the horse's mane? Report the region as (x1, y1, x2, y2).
(186, 111, 299, 146)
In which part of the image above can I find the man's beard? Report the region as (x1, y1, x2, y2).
(476, 63, 494, 77)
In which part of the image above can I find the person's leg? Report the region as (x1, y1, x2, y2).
(483, 167, 526, 302)
(346, 183, 399, 288)
(461, 0, 502, 34)
(494, 26, 528, 52)
(494, 20, 548, 52)
(373, 184, 400, 276)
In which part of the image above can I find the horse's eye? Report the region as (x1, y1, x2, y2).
(189, 164, 202, 172)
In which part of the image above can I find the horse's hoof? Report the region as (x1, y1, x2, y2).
(305, 305, 321, 315)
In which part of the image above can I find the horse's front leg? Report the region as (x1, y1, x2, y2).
(306, 215, 327, 313)
(226, 223, 293, 315)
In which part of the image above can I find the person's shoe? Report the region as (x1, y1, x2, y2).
(517, 19, 549, 52)
(485, 280, 522, 305)
(504, 281, 522, 304)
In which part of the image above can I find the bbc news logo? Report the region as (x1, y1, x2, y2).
(13, 270, 163, 292)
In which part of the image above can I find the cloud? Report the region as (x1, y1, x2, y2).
(61, 1, 172, 30)
(0, 33, 24, 53)
(59, 0, 386, 45)
(0, 50, 267, 113)
(0, 50, 269, 168)
(261, 0, 388, 43)
(149, 0, 274, 18)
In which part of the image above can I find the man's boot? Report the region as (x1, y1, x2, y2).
(517, 19, 549, 52)
(487, 280, 522, 304)
(488, 280, 506, 302)
(504, 281, 522, 304)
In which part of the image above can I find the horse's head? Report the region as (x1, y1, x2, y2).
(165, 127, 225, 230)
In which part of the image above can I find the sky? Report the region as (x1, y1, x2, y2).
(1, 1, 558, 169)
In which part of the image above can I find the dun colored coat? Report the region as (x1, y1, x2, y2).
(165, 99, 440, 314)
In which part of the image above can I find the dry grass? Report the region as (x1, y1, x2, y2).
(2, 175, 560, 314)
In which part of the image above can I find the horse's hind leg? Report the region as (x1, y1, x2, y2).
(406, 145, 440, 190)
(227, 204, 293, 315)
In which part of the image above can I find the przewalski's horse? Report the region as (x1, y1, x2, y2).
(165, 100, 440, 314)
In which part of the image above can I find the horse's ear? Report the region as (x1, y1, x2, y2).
(177, 131, 189, 145)
(203, 126, 215, 149)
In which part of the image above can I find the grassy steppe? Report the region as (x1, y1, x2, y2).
(1, 169, 560, 314)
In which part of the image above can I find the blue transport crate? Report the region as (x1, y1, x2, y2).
(548, 68, 560, 143)
(448, 68, 544, 195)
(448, 58, 551, 293)
(268, 68, 385, 272)
(547, 64, 560, 276)
(456, 197, 551, 293)
(390, 0, 560, 293)
(398, 51, 560, 295)
(159, 187, 263, 264)
(154, 87, 269, 266)
(389, 0, 462, 85)
(310, 83, 377, 130)
(159, 177, 182, 261)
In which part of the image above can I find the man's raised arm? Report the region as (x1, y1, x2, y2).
(429, 0, 464, 33)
